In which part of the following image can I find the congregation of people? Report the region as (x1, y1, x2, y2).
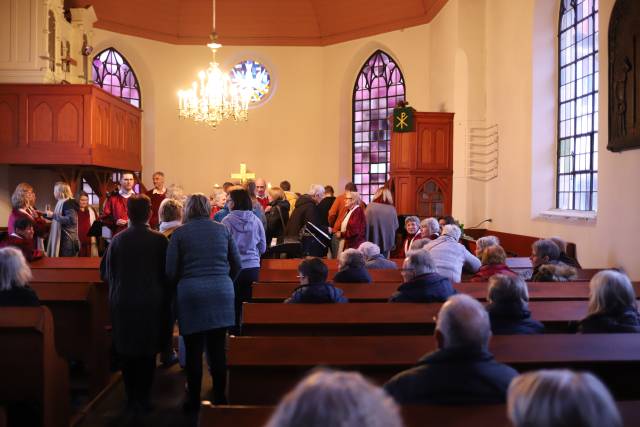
(1, 172, 637, 426)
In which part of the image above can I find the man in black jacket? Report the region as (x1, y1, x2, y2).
(284, 184, 328, 256)
(100, 195, 170, 413)
(384, 294, 518, 404)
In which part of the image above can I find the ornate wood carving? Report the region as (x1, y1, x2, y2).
(0, 84, 141, 171)
(390, 112, 454, 216)
(608, 0, 640, 152)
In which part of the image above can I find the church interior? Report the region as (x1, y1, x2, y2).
(2, 0, 640, 426)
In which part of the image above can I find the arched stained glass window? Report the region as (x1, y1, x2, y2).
(353, 50, 405, 204)
(557, 0, 598, 211)
(92, 48, 141, 108)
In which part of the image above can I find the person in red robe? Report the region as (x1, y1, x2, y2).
(100, 172, 135, 237)
(7, 183, 50, 251)
(145, 171, 166, 230)
(255, 178, 269, 210)
(0, 217, 44, 262)
(334, 191, 366, 253)
(77, 192, 98, 257)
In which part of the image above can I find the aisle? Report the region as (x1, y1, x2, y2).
(75, 363, 210, 427)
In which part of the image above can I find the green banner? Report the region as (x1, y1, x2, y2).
(393, 107, 415, 132)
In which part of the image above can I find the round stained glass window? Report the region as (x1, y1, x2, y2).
(229, 60, 271, 104)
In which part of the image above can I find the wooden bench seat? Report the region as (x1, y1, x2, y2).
(29, 281, 111, 398)
(227, 334, 640, 403)
(199, 401, 640, 427)
(241, 301, 588, 335)
(0, 306, 70, 427)
(251, 281, 640, 302)
(258, 268, 402, 283)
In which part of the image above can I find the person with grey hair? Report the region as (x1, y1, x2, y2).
(166, 193, 242, 410)
(266, 369, 403, 427)
(549, 236, 581, 268)
(399, 216, 422, 258)
(475, 235, 500, 259)
(333, 248, 371, 283)
(530, 239, 577, 282)
(486, 274, 544, 335)
(284, 184, 328, 256)
(389, 250, 454, 303)
(384, 294, 518, 404)
(158, 198, 183, 239)
(507, 370, 622, 427)
(420, 217, 441, 241)
(365, 187, 399, 257)
(578, 270, 640, 333)
(0, 247, 39, 306)
(424, 224, 481, 283)
(358, 242, 397, 269)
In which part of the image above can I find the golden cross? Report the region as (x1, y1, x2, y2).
(230, 163, 255, 184)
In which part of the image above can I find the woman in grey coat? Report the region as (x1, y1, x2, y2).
(365, 188, 399, 257)
(166, 193, 242, 410)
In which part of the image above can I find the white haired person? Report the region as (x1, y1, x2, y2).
(209, 188, 227, 219)
(334, 191, 366, 256)
(508, 370, 622, 427)
(0, 247, 39, 307)
(475, 235, 500, 260)
(333, 248, 371, 283)
(530, 239, 577, 282)
(486, 274, 544, 335)
(266, 369, 403, 427)
(284, 184, 328, 257)
(365, 187, 399, 258)
(384, 294, 517, 404)
(359, 241, 397, 269)
(399, 216, 422, 258)
(578, 270, 640, 333)
(424, 224, 481, 283)
(420, 217, 441, 241)
(46, 181, 79, 257)
(389, 250, 455, 303)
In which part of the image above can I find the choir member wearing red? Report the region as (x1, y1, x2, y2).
(397, 216, 422, 259)
(0, 218, 44, 262)
(77, 192, 99, 257)
(209, 188, 227, 218)
(7, 183, 50, 251)
(144, 171, 166, 230)
(100, 172, 135, 236)
(255, 178, 269, 210)
(334, 191, 366, 254)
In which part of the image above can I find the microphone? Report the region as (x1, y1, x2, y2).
(468, 218, 492, 229)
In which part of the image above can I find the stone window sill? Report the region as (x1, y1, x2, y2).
(537, 209, 597, 224)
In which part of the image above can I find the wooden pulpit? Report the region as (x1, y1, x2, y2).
(389, 112, 454, 216)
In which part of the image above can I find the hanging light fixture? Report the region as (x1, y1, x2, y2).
(177, 0, 251, 127)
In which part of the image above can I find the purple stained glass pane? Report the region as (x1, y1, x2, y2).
(352, 50, 405, 202)
(92, 47, 141, 108)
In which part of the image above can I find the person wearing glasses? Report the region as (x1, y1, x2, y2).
(286, 258, 348, 303)
(390, 250, 454, 303)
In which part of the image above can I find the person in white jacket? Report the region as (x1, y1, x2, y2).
(423, 224, 481, 283)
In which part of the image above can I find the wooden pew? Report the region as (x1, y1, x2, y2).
(29, 257, 102, 283)
(259, 268, 402, 283)
(227, 334, 640, 403)
(198, 402, 640, 427)
(0, 306, 70, 427)
(30, 281, 111, 398)
(261, 258, 404, 269)
(251, 281, 640, 302)
(241, 301, 587, 335)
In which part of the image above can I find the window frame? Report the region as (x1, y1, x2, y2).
(92, 47, 142, 108)
(352, 50, 406, 204)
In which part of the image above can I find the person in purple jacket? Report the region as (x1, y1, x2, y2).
(221, 188, 266, 330)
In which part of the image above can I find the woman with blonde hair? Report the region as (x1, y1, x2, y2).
(46, 182, 79, 257)
(7, 182, 50, 251)
(265, 186, 290, 246)
(365, 187, 399, 258)
(578, 270, 640, 333)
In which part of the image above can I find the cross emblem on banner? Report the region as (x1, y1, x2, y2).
(231, 163, 256, 184)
